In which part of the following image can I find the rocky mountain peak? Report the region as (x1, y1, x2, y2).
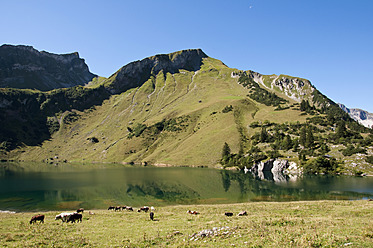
(338, 103, 373, 128)
(0, 44, 96, 91)
(106, 49, 208, 94)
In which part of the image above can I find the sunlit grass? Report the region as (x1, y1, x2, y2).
(1, 200, 372, 247)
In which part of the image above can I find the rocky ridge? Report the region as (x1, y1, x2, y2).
(0, 44, 96, 91)
(104, 49, 207, 94)
(338, 103, 373, 128)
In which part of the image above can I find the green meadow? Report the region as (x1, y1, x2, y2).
(1, 200, 372, 247)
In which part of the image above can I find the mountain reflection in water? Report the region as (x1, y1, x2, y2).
(0, 162, 372, 211)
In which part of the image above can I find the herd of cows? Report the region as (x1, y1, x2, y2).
(29, 206, 248, 224)
(29, 208, 85, 224)
(28, 206, 155, 225)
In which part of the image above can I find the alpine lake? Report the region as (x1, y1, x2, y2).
(1, 162, 372, 212)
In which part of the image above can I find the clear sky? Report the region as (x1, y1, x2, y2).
(1, 0, 372, 112)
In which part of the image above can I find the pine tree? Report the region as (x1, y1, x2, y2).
(260, 127, 268, 142)
(221, 142, 231, 164)
(336, 120, 346, 139)
(299, 126, 307, 147)
(282, 135, 293, 150)
(305, 127, 314, 148)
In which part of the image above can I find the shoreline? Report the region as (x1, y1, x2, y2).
(2, 198, 372, 214)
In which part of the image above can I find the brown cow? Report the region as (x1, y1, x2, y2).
(187, 210, 200, 215)
(115, 206, 121, 211)
(30, 214, 45, 224)
(108, 206, 115, 210)
(76, 208, 84, 213)
(224, 212, 233, 217)
(137, 206, 149, 212)
(67, 213, 82, 223)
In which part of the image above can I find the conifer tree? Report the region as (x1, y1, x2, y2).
(305, 127, 314, 148)
(300, 126, 307, 147)
(221, 142, 231, 164)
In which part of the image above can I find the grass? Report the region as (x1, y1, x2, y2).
(1, 200, 372, 247)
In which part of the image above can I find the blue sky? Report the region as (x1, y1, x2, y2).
(1, 0, 372, 112)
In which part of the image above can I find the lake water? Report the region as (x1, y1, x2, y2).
(1, 162, 372, 212)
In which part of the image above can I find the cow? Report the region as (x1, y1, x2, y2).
(187, 210, 200, 215)
(224, 212, 233, 217)
(125, 206, 133, 211)
(67, 213, 82, 223)
(137, 206, 149, 212)
(108, 206, 115, 210)
(76, 208, 84, 213)
(30, 214, 44, 224)
(115, 206, 122, 211)
(237, 211, 247, 216)
(150, 212, 154, 221)
(55, 212, 75, 222)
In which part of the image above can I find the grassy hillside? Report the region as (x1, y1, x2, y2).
(0, 50, 372, 174)
(1, 200, 372, 247)
(11, 58, 299, 165)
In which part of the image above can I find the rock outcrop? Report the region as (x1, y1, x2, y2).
(251, 158, 289, 173)
(338, 103, 373, 129)
(105, 49, 207, 94)
(246, 71, 315, 102)
(0, 44, 96, 91)
(250, 159, 295, 182)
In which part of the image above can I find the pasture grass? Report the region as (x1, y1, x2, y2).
(1, 200, 372, 247)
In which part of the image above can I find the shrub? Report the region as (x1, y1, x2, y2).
(365, 156, 373, 164)
(303, 156, 341, 174)
(341, 145, 367, 156)
(128, 123, 147, 139)
(222, 105, 233, 113)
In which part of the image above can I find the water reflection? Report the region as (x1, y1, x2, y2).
(221, 169, 373, 202)
(0, 162, 372, 211)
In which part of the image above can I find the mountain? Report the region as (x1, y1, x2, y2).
(338, 104, 373, 129)
(0, 44, 96, 91)
(0, 48, 372, 175)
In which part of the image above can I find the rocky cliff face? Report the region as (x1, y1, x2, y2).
(105, 49, 207, 94)
(247, 71, 315, 102)
(0, 44, 96, 91)
(338, 103, 373, 128)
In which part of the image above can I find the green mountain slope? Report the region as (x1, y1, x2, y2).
(0, 49, 372, 174)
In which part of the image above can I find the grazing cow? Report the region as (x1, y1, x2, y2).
(137, 206, 149, 212)
(187, 210, 200, 215)
(30, 214, 44, 224)
(77, 208, 84, 213)
(125, 206, 134, 211)
(237, 211, 247, 216)
(224, 212, 233, 217)
(108, 206, 115, 210)
(67, 213, 82, 223)
(55, 212, 75, 222)
(150, 212, 154, 221)
(115, 206, 122, 211)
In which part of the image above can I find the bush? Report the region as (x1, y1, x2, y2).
(303, 156, 341, 174)
(222, 105, 233, 113)
(128, 123, 147, 139)
(341, 145, 367, 156)
(366, 156, 373, 164)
